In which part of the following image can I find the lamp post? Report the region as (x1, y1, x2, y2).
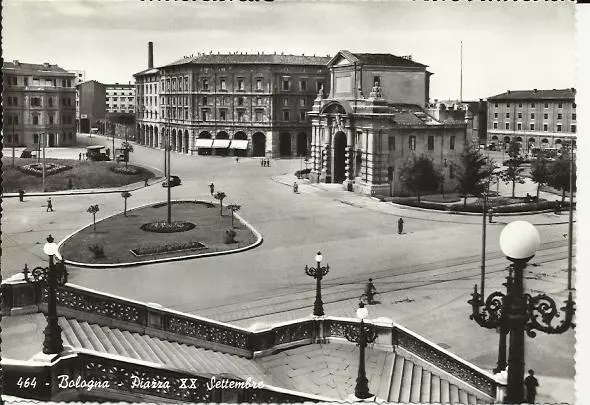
(344, 302, 378, 399)
(304, 251, 330, 316)
(468, 221, 576, 403)
(22, 235, 69, 354)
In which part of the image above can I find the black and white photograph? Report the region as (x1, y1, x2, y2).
(1, 1, 588, 404)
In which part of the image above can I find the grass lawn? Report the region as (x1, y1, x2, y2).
(59, 201, 259, 265)
(1, 157, 155, 193)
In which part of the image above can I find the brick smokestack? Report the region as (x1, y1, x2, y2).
(148, 42, 154, 69)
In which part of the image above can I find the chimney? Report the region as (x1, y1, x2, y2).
(534, 89, 538, 92)
(148, 41, 154, 69)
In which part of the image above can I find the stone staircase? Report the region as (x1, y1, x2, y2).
(387, 351, 483, 404)
(57, 316, 270, 385)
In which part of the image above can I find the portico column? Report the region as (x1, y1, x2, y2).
(346, 128, 354, 181)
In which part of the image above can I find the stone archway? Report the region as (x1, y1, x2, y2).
(280, 132, 292, 157)
(503, 136, 511, 151)
(184, 130, 189, 153)
(333, 131, 347, 183)
(154, 127, 159, 149)
(197, 131, 212, 155)
(252, 132, 266, 157)
(216, 131, 230, 156)
(296, 132, 308, 157)
(233, 131, 248, 157)
(171, 129, 177, 151)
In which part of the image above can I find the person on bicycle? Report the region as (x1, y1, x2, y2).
(365, 278, 377, 304)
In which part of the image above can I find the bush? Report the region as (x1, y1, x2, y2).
(224, 228, 237, 244)
(131, 241, 206, 256)
(295, 168, 312, 178)
(151, 201, 214, 209)
(111, 166, 140, 175)
(88, 244, 105, 258)
(17, 162, 72, 177)
(140, 221, 196, 233)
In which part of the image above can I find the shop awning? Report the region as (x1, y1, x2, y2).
(195, 139, 213, 148)
(212, 139, 231, 148)
(230, 140, 249, 150)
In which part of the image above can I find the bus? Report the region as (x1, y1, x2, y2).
(530, 147, 559, 160)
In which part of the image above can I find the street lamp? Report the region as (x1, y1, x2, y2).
(468, 221, 576, 403)
(304, 251, 329, 316)
(344, 302, 378, 399)
(22, 235, 69, 354)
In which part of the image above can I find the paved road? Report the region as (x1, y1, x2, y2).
(0, 134, 576, 402)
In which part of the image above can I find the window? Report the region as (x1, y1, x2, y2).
(316, 81, 324, 92)
(507, 103, 511, 108)
(530, 123, 535, 130)
(505, 123, 510, 130)
(282, 80, 290, 91)
(201, 109, 208, 121)
(494, 103, 498, 108)
(300, 80, 307, 91)
(558, 103, 563, 108)
(299, 111, 306, 121)
(573, 103, 577, 108)
(427, 136, 434, 150)
(33, 115, 39, 125)
(494, 113, 498, 118)
(572, 113, 577, 120)
(202, 96, 208, 105)
(493, 122, 498, 129)
(389, 136, 396, 151)
(543, 113, 548, 119)
(283, 110, 290, 121)
(544, 103, 549, 108)
(24, 78, 28, 86)
(408, 136, 416, 150)
(283, 97, 289, 107)
(506, 113, 510, 119)
(518, 113, 522, 119)
(31, 97, 41, 107)
(219, 109, 226, 121)
(450, 135, 456, 150)
(531, 113, 535, 119)
(238, 97, 244, 106)
(237, 78, 244, 91)
(557, 113, 562, 119)
(220, 79, 227, 90)
(557, 124, 562, 132)
(62, 79, 67, 87)
(220, 97, 226, 106)
(373, 76, 381, 86)
(299, 98, 306, 107)
(13, 115, 19, 125)
(517, 123, 522, 130)
(450, 165, 454, 179)
(531, 103, 535, 108)
(256, 97, 262, 106)
(543, 124, 548, 131)
(571, 125, 577, 132)
(49, 115, 54, 125)
(202, 79, 209, 90)
(238, 110, 245, 122)
(255, 110, 263, 122)
(256, 79, 263, 91)
(34, 134, 39, 144)
(518, 103, 522, 108)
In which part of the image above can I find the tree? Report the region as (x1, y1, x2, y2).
(455, 146, 494, 207)
(87, 204, 99, 231)
(399, 155, 441, 203)
(530, 157, 551, 207)
(214, 191, 226, 216)
(121, 191, 132, 216)
(227, 204, 241, 228)
(548, 158, 576, 203)
(499, 141, 526, 198)
(121, 141, 134, 170)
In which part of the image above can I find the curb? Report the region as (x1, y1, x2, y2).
(56, 200, 263, 268)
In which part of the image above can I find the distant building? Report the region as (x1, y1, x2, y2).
(308, 51, 467, 197)
(2, 60, 77, 147)
(105, 83, 136, 114)
(77, 80, 106, 133)
(486, 88, 576, 152)
(426, 99, 487, 146)
(134, 42, 330, 157)
(69, 70, 86, 85)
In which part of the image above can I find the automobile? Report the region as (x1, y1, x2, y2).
(162, 175, 181, 188)
(115, 154, 128, 163)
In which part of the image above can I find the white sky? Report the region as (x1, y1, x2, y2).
(3, 0, 576, 100)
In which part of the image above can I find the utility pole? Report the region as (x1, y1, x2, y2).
(12, 121, 16, 167)
(567, 141, 575, 290)
(42, 133, 46, 192)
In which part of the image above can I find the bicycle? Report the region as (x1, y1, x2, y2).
(360, 292, 381, 305)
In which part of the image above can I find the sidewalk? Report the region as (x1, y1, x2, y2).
(278, 174, 575, 226)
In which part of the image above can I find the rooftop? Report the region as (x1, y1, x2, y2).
(3, 60, 74, 74)
(487, 88, 576, 101)
(329, 50, 428, 69)
(163, 53, 331, 68)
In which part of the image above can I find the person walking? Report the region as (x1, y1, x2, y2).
(397, 217, 404, 235)
(145, 177, 149, 187)
(79, 152, 82, 160)
(488, 208, 494, 224)
(209, 182, 215, 196)
(236, 157, 239, 163)
(524, 369, 539, 404)
(293, 182, 298, 193)
(46, 197, 54, 212)
(364, 278, 377, 305)
(260, 159, 264, 167)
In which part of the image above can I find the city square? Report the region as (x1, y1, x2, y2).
(1, 1, 585, 404)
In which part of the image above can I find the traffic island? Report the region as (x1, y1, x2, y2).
(58, 200, 261, 267)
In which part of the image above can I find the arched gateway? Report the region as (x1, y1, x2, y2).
(252, 132, 266, 157)
(333, 131, 347, 183)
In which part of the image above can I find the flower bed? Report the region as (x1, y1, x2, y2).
(140, 221, 196, 233)
(391, 196, 565, 213)
(17, 162, 72, 177)
(131, 241, 206, 256)
(111, 166, 140, 175)
(152, 201, 215, 209)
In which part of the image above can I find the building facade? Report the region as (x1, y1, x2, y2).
(2, 60, 77, 147)
(486, 89, 576, 152)
(134, 43, 330, 158)
(426, 99, 487, 146)
(77, 80, 106, 133)
(309, 51, 467, 197)
(105, 83, 136, 114)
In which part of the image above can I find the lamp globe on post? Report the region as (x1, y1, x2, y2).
(499, 221, 539, 404)
(304, 251, 330, 317)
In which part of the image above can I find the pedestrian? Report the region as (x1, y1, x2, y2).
(79, 153, 82, 160)
(397, 217, 404, 235)
(236, 157, 239, 163)
(365, 278, 377, 305)
(488, 208, 494, 224)
(46, 197, 54, 212)
(209, 182, 215, 196)
(293, 182, 298, 193)
(18, 189, 25, 202)
(145, 177, 149, 187)
(267, 159, 271, 167)
(524, 369, 539, 404)
(260, 159, 264, 167)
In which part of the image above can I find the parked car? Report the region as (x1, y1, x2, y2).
(162, 175, 181, 188)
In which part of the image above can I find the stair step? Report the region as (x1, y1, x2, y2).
(79, 322, 106, 352)
(379, 352, 395, 400)
(68, 319, 93, 350)
(130, 333, 161, 364)
(151, 338, 192, 371)
(389, 353, 404, 402)
(100, 327, 129, 357)
(440, 379, 450, 404)
(430, 375, 441, 403)
(141, 335, 177, 366)
(459, 389, 469, 404)
(170, 342, 204, 371)
(449, 384, 459, 403)
(398, 357, 414, 403)
(111, 329, 141, 359)
(89, 325, 118, 355)
(121, 331, 151, 360)
(409, 364, 422, 403)
(179, 345, 216, 374)
(60, 318, 82, 348)
(420, 369, 431, 403)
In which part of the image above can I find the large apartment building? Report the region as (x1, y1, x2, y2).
(134, 42, 330, 158)
(2, 60, 77, 147)
(486, 88, 576, 151)
(105, 83, 136, 114)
